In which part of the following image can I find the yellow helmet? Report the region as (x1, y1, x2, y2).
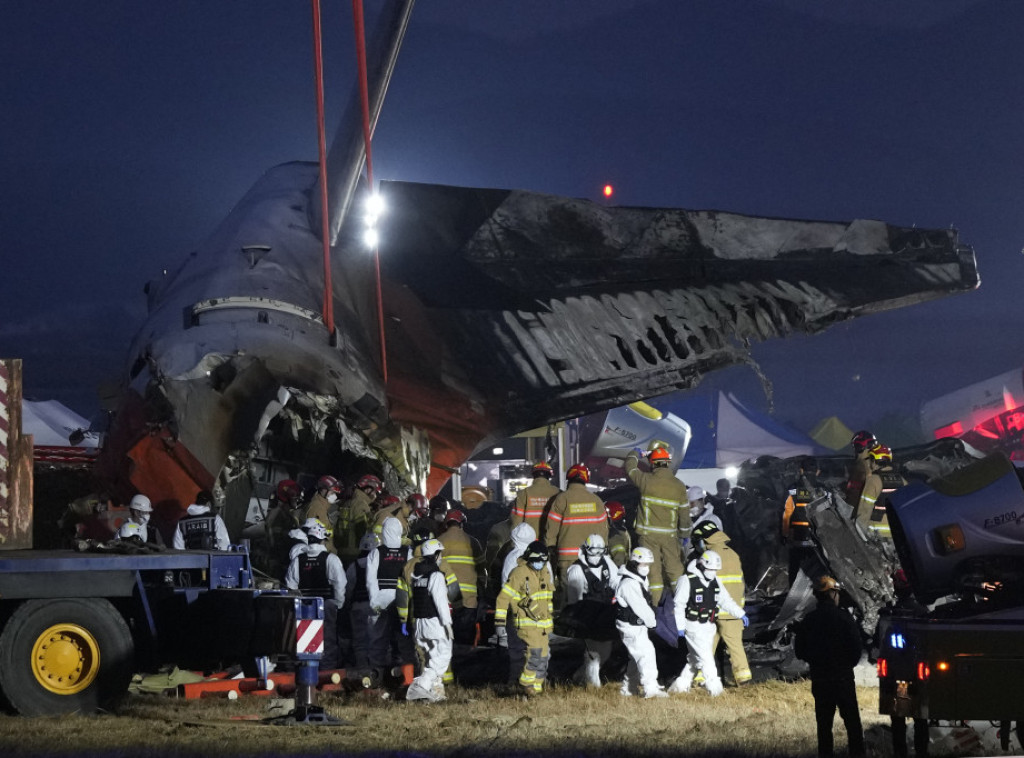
(815, 575, 841, 593)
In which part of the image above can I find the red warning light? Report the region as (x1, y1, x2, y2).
(603, 184, 614, 198)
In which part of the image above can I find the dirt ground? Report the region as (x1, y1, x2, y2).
(0, 680, 894, 758)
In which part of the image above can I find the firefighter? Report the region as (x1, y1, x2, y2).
(625, 446, 690, 604)
(668, 550, 748, 697)
(172, 491, 230, 550)
(438, 509, 485, 641)
(372, 494, 409, 539)
(116, 493, 162, 546)
(494, 522, 540, 678)
(794, 575, 865, 758)
(261, 479, 305, 573)
(692, 521, 752, 686)
(605, 500, 632, 567)
(546, 463, 607, 591)
(428, 495, 450, 527)
(335, 474, 381, 566)
(510, 461, 561, 539)
(343, 531, 378, 670)
(845, 430, 877, 507)
(404, 539, 454, 703)
(782, 457, 819, 585)
(565, 534, 620, 687)
(285, 519, 346, 669)
(857, 443, 905, 541)
(614, 546, 667, 698)
(366, 516, 413, 673)
(304, 475, 340, 531)
(494, 540, 555, 696)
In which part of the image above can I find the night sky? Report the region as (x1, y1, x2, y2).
(2, 0, 1023, 438)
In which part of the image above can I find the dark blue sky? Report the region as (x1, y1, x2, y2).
(1, 1, 1022, 434)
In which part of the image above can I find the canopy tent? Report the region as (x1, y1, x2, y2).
(810, 415, 855, 451)
(649, 391, 826, 468)
(22, 400, 98, 448)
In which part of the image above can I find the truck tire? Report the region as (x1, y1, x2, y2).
(0, 598, 134, 716)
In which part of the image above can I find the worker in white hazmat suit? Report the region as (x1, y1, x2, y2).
(366, 516, 412, 672)
(668, 550, 748, 696)
(614, 547, 668, 698)
(405, 539, 454, 702)
(565, 534, 620, 687)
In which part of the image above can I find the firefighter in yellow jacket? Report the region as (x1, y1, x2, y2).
(625, 447, 690, 603)
(857, 443, 905, 542)
(494, 540, 554, 696)
(510, 461, 561, 539)
(335, 474, 381, 566)
(546, 463, 608, 588)
(692, 521, 752, 686)
(438, 509, 485, 642)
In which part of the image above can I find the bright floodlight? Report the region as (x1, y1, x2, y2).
(363, 228, 379, 248)
(492, 447, 504, 456)
(724, 466, 739, 479)
(366, 192, 385, 217)
(603, 184, 614, 198)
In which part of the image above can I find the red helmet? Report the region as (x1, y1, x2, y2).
(531, 461, 553, 478)
(444, 509, 467, 527)
(567, 463, 590, 484)
(852, 430, 877, 454)
(649, 447, 671, 465)
(357, 474, 383, 494)
(316, 475, 341, 494)
(406, 493, 428, 510)
(378, 494, 400, 510)
(605, 500, 625, 523)
(410, 506, 430, 523)
(276, 479, 301, 505)
(868, 443, 893, 464)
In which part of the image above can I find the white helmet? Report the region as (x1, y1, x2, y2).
(630, 546, 655, 564)
(358, 532, 380, 552)
(699, 550, 722, 572)
(303, 518, 328, 541)
(687, 486, 706, 503)
(421, 538, 443, 558)
(129, 494, 153, 513)
(582, 534, 606, 556)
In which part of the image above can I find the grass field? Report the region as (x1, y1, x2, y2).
(0, 680, 893, 757)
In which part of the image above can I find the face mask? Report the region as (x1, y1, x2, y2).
(585, 552, 603, 567)
(528, 560, 546, 571)
(703, 569, 717, 580)
(637, 564, 650, 577)
(326, 492, 338, 504)
(135, 513, 150, 526)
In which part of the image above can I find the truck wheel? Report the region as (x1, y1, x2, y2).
(0, 598, 134, 715)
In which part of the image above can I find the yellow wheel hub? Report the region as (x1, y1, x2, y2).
(31, 623, 100, 695)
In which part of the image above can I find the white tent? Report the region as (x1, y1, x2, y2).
(22, 399, 98, 447)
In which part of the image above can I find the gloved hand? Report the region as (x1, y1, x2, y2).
(444, 623, 454, 641)
(401, 622, 409, 637)
(495, 625, 508, 648)
(742, 615, 750, 629)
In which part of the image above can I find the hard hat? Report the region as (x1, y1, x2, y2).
(815, 575, 841, 593)
(691, 520, 720, 541)
(867, 443, 893, 464)
(316, 475, 341, 494)
(567, 463, 590, 484)
(531, 461, 553, 478)
(852, 430, 877, 454)
(630, 546, 655, 564)
(304, 519, 328, 541)
(357, 474, 383, 494)
(698, 550, 723, 572)
(444, 509, 467, 527)
(410, 506, 430, 523)
(410, 524, 437, 545)
(129, 494, 153, 513)
(523, 540, 549, 563)
(605, 500, 625, 522)
(428, 495, 449, 515)
(358, 532, 380, 552)
(687, 485, 706, 503)
(649, 447, 671, 465)
(421, 538, 443, 558)
(378, 494, 400, 510)
(406, 493, 428, 510)
(582, 534, 606, 556)
(276, 479, 302, 504)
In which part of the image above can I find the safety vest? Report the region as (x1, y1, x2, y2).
(376, 545, 408, 590)
(298, 552, 332, 599)
(684, 576, 720, 623)
(574, 558, 615, 604)
(180, 514, 217, 550)
(615, 575, 653, 626)
(352, 559, 370, 603)
(868, 469, 905, 535)
(411, 560, 442, 619)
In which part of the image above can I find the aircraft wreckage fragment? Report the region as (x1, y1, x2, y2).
(99, 165, 977, 529)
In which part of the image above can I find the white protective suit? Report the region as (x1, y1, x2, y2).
(406, 561, 454, 702)
(285, 541, 346, 669)
(366, 518, 412, 671)
(566, 547, 620, 687)
(172, 504, 231, 550)
(669, 566, 746, 696)
(614, 564, 665, 698)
